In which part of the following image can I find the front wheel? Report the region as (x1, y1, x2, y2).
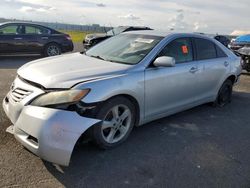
(214, 79, 233, 107)
(92, 97, 136, 149)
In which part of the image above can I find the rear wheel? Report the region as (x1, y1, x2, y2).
(44, 43, 61, 57)
(214, 79, 233, 107)
(92, 97, 136, 149)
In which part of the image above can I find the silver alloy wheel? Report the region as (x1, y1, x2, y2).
(47, 45, 60, 56)
(101, 104, 132, 144)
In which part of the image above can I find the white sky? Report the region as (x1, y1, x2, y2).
(0, 0, 249, 34)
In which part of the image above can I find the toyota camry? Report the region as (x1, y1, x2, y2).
(2, 31, 242, 166)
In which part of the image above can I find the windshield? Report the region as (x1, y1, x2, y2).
(107, 27, 126, 35)
(85, 34, 163, 65)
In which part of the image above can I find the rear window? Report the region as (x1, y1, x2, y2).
(215, 45, 227, 58)
(25, 26, 49, 35)
(194, 38, 217, 60)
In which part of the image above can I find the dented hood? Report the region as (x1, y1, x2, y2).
(17, 53, 131, 88)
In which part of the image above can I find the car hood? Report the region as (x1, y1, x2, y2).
(17, 53, 131, 89)
(86, 33, 111, 40)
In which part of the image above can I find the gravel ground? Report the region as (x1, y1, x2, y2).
(0, 48, 250, 187)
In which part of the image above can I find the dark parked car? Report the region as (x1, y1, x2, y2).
(214, 35, 231, 47)
(83, 26, 152, 49)
(0, 22, 74, 56)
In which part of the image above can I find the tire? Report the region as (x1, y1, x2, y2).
(44, 43, 61, 57)
(214, 79, 233, 107)
(92, 97, 136, 149)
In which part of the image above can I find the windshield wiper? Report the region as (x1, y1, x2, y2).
(88, 55, 106, 61)
(87, 54, 132, 65)
(106, 59, 132, 65)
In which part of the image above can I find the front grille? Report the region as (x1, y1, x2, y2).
(10, 88, 32, 102)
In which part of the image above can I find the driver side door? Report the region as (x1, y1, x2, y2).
(144, 37, 200, 121)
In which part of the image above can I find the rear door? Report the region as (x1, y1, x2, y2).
(0, 24, 25, 53)
(193, 37, 230, 101)
(22, 25, 50, 53)
(145, 37, 200, 120)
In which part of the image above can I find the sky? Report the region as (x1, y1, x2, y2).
(0, 0, 249, 34)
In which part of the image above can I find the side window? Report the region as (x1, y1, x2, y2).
(194, 38, 217, 60)
(0, 25, 24, 35)
(159, 38, 193, 63)
(215, 45, 227, 58)
(25, 26, 49, 35)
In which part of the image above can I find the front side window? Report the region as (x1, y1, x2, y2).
(159, 38, 193, 63)
(25, 26, 49, 35)
(0, 25, 23, 35)
(194, 38, 217, 60)
(86, 34, 163, 65)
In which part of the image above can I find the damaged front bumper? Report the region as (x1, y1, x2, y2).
(3, 99, 101, 166)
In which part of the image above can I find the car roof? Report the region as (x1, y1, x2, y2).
(1, 21, 38, 25)
(118, 26, 151, 29)
(0, 21, 51, 28)
(123, 30, 213, 39)
(235, 34, 250, 42)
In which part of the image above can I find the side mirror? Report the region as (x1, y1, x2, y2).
(153, 56, 175, 67)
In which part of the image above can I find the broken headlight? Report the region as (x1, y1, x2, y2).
(30, 89, 90, 107)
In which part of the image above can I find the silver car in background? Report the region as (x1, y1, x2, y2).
(2, 31, 241, 166)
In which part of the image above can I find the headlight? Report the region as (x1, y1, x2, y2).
(31, 89, 90, 107)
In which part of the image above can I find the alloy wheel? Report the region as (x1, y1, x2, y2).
(47, 45, 60, 56)
(101, 105, 132, 144)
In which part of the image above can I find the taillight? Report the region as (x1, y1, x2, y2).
(65, 35, 72, 41)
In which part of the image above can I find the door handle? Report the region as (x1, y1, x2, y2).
(224, 61, 229, 67)
(14, 37, 22, 40)
(189, 67, 198, 73)
(41, 37, 48, 40)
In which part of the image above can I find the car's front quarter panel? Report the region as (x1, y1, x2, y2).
(74, 71, 145, 124)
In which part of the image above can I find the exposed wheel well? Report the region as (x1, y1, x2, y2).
(226, 75, 236, 84)
(76, 94, 141, 147)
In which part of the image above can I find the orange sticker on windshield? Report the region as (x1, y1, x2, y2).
(182, 45, 188, 54)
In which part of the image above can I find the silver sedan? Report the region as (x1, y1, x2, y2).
(2, 31, 242, 166)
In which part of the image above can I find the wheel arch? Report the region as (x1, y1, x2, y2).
(90, 94, 141, 127)
(107, 94, 141, 127)
(226, 75, 236, 84)
(76, 94, 141, 147)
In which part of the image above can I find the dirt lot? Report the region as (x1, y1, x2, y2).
(0, 48, 250, 187)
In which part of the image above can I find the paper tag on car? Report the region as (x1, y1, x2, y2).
(182, 45, 188, 54)
(135, 38, 154, 44)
